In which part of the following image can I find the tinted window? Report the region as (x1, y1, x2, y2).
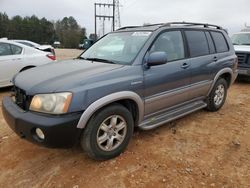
(205, 32, 216, 54)
(11, 44, 22, 55)
(150, 31, 185, 61)
(0, 43, 12, 56)
(185, 31, 209, 57)
(211, 31, 229, 53)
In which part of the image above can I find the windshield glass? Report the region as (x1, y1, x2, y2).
(231, 33, 250, 45)
(81, 31, 152, 65)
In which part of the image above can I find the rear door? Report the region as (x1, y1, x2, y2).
(184, 30, 217, 99)
(143, 30, 192, 115)
(0, 42, 23, 86)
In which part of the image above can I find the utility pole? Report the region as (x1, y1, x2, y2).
(113, 0, 115, 31)
(94, 1, 121, 38)
(114, 0, 121, 29)
(94, 2, 115, 38)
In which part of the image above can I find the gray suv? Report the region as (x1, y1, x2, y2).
(2, 22, 238, 160)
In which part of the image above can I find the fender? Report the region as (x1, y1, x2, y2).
(77, 91, 144, 129)
(207, 68, 233, 96)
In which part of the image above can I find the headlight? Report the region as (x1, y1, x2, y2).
(30, 92, 72, 114)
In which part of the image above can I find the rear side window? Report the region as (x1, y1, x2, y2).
(11, 44, 22, 55)
(210, 31, 229, 53)
(0, 43, 12, 56)
(205, 32, 216, 54)
(185, 30, 209, 57)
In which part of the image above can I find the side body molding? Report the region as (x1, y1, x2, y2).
(77, 91, 144, 129)
(207, 68, 233, 96)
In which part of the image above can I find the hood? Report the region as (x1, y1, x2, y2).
(14, 59, 124, 95)
(234, 45, 250, 53)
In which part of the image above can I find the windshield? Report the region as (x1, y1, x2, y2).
(80, 31, 152, 65)
(231, 33, 250, 45)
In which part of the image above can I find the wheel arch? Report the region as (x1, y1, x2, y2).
(207, 68, 233, 96)
(20, 65, 36, 72)
(77, 91, 144, 129)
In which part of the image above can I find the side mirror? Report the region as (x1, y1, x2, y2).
(147, 51, 168, 66)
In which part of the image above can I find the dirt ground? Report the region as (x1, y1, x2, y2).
(0, 49, 250, 188)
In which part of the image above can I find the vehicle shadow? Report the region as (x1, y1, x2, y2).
(236, 77, 250, 84)
(0, 86, 12, 93)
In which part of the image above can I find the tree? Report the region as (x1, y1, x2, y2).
(55, 16, 86, 48)
(0, 13, 86, 48)
(0, 13, 9, 37)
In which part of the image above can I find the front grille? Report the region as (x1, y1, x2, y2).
(236, 53, 249, 64)
(13, 87, 31, 111)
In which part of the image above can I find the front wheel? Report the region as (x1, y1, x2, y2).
(206, 78, 228, 112)
(81, 104, 134, 160)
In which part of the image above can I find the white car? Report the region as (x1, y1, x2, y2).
(0, 39, 56, 88)
(12, 40, 56, 57)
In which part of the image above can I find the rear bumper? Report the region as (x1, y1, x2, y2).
(2, 96, 82, 148)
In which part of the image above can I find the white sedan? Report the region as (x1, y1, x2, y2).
(0, 39, 56, 88)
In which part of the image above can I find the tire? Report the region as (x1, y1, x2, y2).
(81, 104, 134, 160)
(206, 78, 228, 112)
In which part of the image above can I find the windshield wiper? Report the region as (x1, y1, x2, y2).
(241, 43, 250, 46)
(82, 57, 116, 64)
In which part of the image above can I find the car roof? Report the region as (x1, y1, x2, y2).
(0, 39, 29, 48)
(12, 40, 40, 47)
(0, 39, 46, 54)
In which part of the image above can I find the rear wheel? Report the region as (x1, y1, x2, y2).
(206, 78, 228, 112)
(81, 104, 134, 160)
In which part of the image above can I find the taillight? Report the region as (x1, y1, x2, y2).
(46, 54, 56, 61)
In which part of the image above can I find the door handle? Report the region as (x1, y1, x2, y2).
(213, 56, 218, 62)
(12, 58, 21, 61)
(181, 63, 190, 69)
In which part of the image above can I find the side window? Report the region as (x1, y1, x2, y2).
(205, 32, 216, 54)
(150, 31, 185, 62)
(0, 43, 12, 56)
(210, 31, 229, 53)
(185, 30, 209, 57)
(11, 44, 22, 55)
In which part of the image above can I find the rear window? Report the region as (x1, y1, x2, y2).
(185, 30, 209, 57)
(210, 31, 229, 53)
(11, 44, 22, 55)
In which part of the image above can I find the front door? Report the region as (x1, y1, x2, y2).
(143, 30, 192, 115)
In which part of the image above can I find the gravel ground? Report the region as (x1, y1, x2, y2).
(0, 49, 249, 188)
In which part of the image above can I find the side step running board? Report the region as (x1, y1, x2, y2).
(138, 101, 207, 130)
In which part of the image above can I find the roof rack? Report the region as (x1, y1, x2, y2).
(116, 23, 164, 31)
(162, 22, 223, 29)
(116, 26, 141, 31)
(117, 22, 223, 31)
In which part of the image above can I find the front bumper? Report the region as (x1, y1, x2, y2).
(238, 67, 250, 76)
(2, 96, 82, 148)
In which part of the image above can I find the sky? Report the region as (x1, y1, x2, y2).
(0, 0, 249, 36)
